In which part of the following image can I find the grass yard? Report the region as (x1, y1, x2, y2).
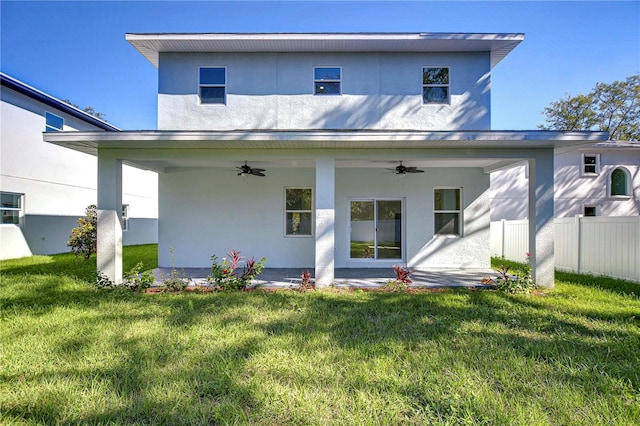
(1, 246, 639, 425)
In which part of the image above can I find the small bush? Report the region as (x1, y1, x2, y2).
(123, 262, 155, 292)
(299, 270, 314, 291)
(161, 247, 191, 292)
(68, 205, 97, 260)
(383, 265, 413, 292)
(207, 249, 266, 291)
(494, 254, 536, 294)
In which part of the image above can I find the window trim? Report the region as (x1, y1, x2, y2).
(1, 192, 24, 226)
(45, 111, 64, 132)
(609, 167, 632, 198)
(198, 66, 227, 105)
(433, 187, 462, 237)
(122, 204, 129, 231)
(422, 66, 450, 105)
(284, 187, 314, 237)
(581, 153, 600, 176)
(313, 66, 342, 96)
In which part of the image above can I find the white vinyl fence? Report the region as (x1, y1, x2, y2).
(491, 216, 640, 283)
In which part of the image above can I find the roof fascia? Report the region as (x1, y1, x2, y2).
(0, 72, 120, 131)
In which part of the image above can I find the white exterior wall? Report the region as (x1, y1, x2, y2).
(157, 52, 491, 131)
(0, 85, 158, 259)
(555, 149, 640, 218)
(490, 148, 640, 221)
(159, 165, 490, 270)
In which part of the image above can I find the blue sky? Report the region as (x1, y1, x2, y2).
(1, 0, 638, 130)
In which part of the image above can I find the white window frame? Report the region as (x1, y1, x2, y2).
(313, 66, 342, 96)
(45, 111, 64, 132)
(198, 66, 227, 105)
(422, 66, 450, 105)
(609, 167, 632, 198)
(1, 192, 24, 226)
(583, 205, 598, 217)
(433, 187, 462, 237)
(122, 204, 129, 231)
(284, 187, 313, 237)
(581, 153, 600, 176)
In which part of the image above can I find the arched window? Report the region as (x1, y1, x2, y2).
(610, 168, 630, 196)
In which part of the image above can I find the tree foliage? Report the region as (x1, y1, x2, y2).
(62, 99, 107, 120)
(68, 204, 97, 260)
(539, 74, 639, 141)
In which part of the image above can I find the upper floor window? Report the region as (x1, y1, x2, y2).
(285, 188, 313, 236)
(199, 67, 226, 104)
(314, 67, 341, 95)
(610, 167, 630, 197)
(45, 112, 63, 132)
(422, 67, 450, 104)
(582, 154, 600, 175)
(122, 204, 129, 231)
(434, 188, 461, 236)
(1, 192, 23, 225)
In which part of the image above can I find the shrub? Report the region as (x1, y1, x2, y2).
(383, 265, 413, 291)
(300, 270, 314, 291)
(95, 262, 155, 292)
(123, 262, 155, 292)
(68, 204, 97, 259)
(494, 254, 536, 294)
(161, 246, 191, 292)
(207, 249, 266, 291)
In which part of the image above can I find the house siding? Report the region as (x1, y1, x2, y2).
(157, 51, 491, 131)
(0, 83, 158, 259)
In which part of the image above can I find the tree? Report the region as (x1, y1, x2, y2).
(68, 205, 97, 260)
(539, 74, 639, 141)
(62, 99, 107, 120)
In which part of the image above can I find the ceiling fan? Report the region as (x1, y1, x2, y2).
(389, 161, 424, 175)
(236, 161, 266, 177)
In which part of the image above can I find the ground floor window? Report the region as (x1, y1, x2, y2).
(285, 188, 312, 236)
(434, 188, 461, 235)
(583, 205, 597, 217)
(350, 199, 403, 260)
(1, 192, 23, 225)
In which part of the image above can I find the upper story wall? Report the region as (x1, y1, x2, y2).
(157, 51, 491, 131)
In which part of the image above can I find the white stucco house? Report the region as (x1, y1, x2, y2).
(0, 72, 158, 260)
(43, 32, 609, 288)
(491, 141, 639, 220)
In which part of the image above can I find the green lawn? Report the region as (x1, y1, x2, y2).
(1, 246, 639, 425)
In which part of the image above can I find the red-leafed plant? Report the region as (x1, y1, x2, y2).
(208, 249, 266, 291)
(385, 265, 413, 291)
(300, 270, 313, 291)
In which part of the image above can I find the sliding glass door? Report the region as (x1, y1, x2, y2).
(350, 199, 402, 260)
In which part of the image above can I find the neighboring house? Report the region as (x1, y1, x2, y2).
(0, 72, 158, 260)
(43, 32, 608, 288)
(490, 141, 640, 220)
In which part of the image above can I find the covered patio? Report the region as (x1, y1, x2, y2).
(153, 267, 496, 289)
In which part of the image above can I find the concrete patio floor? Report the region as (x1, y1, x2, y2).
(153, 267, 495, 289)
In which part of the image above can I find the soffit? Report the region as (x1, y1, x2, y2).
(126, 33, 524, 69)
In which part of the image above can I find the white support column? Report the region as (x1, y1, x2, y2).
(528, 151, 555, 288)
(97, 150, 123, 284)
(315, 157, 335, 287)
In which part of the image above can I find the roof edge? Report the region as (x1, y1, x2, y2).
(0, 72, 120, 131)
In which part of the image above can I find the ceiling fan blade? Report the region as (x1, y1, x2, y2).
(406, 168, 424, 173)
(251, 171, 266, 177)
(251, 168, 266, 172)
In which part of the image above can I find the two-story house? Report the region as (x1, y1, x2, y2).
(491, 141, 640, 221)
(0, 72, 158, 260)
(43, 33, 608, 288)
